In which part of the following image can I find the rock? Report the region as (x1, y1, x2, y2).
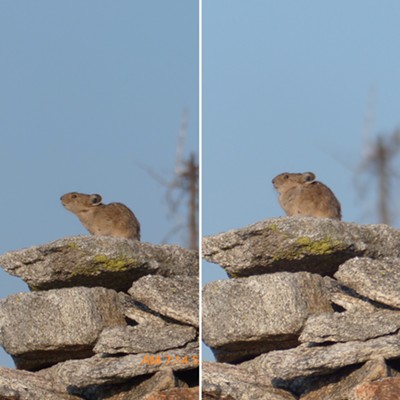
(202, 272, 332, 362)
(202, 395, 236, 400)
(118, 292, 169, 326)
(39, 342, 199, 391)
(203, 217, 400, 277)
(242, 333, 400, 381)
(299, 310, 400, 343)
(323, 276, 377, 312)
(94, 324, 197, 355)
(0, 366, 80, 400)
(0, 236, 198, 292)
(93, 369, 188, 400)
(301, 358, 396, 400)
(0, 287, 125, 370)
(128, 275, 199, 327)
(350, 376, 400, 400)
(335, 257, 400, 308)
(202, 361, 296, 400)
(142, 387, 199, 400)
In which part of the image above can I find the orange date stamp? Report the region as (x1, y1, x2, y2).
(140, 354, 199, 366)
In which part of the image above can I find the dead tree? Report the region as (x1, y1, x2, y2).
(165, 152, 198, 250)
(138, 110, 199, 250)
(357, 130, 400, 225)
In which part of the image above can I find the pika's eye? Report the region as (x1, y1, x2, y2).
(71, 194, 77, 199)
(284, 174, 289, 179)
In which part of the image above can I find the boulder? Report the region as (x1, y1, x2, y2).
(0, 286, 125, 370)
(129, 275, 199, 327)
(323, 276, 377, 312)
(38, 342, 199, 392)
(118, 292, 169, 326)
(94, 324, 197, 355)
(203, 217, 400, 277)
(335, 257, 400, 308)
(0, 366, 80, 400)
(242, 333, 400, 381)
(89, 369, 189, 400)
(301, 358, 397, 400)
(299, 310, 400, 343)
(202, 362, 296, 400)
(203, 272, 332, 362)
(0, 236, 198, 292)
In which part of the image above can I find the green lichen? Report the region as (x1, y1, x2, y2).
(93, 255, 137, 271)
(271, 236, 343, 261)
(72, 255, 141, 276)
(295, 236, 342, 255)
(93, 254, 139, 272)
(266, 224, 279, 231)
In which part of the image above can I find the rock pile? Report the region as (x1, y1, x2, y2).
(0, 236, 199, 400)
(203, 217, 400, 400)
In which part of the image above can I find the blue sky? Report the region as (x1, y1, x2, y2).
(0, 1, 198, 367)
(203, 1, 400, 360)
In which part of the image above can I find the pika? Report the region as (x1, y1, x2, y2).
(60, 192, 141, 240)
(272, 172, 341, 220)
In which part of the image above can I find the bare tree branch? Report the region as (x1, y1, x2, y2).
(135, 110, 198, 250)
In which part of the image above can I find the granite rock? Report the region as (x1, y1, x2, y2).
(129, 275, 199, 327)
(0, 286, 125, 370)
(203, 272, 332, 362)
(0, 236, 198, 292)
(335, 257, 400, 309)
(203, 217, 400, 277)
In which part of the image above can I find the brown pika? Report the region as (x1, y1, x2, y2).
(60, 192, 141, 240)
(272, 172, 342, 220)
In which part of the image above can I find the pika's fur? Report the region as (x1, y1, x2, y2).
(61, 192, 141, 240)
(272, 172, 341, 220)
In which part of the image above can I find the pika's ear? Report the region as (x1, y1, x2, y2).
(90, 194, 102, 206)
(303, 172, 316, 183)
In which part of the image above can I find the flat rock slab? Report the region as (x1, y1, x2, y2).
(91, 369, 188, 400)
(242, 333, 400, 381)
(0, 366, 80, 400)
(301, 358, 396, 400)
(39, 343, 199, 390)
(203, 272, 332, 362)
(202, 362, 296, 400)
(129, 275, 199, 327)
(0, 236, 198, 292)
(0, 287, 125, 370)
(323, 276, 377, 313)
(94, 324, 197, 354)
(203, 217, 400, 277)
(300, 310, 400, 343)
(335, 257, 400, 308)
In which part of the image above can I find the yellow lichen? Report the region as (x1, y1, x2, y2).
(71, 255, 140, 276)
(92, 255, 138, 272)
(271, 236, 343, 261)
(295, 236, 342, 255)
